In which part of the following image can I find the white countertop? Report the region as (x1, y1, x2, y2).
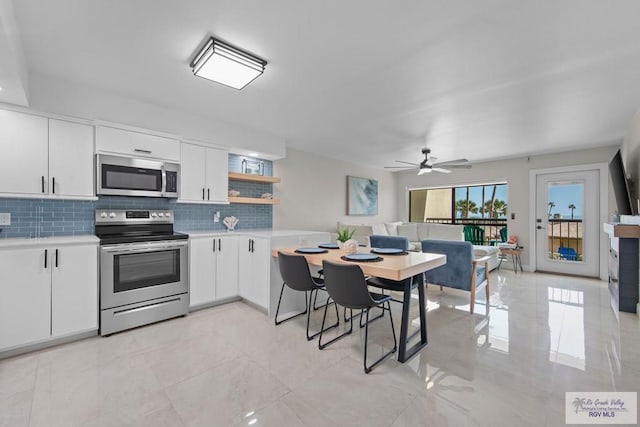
(0, 235, 99, 249)
(180, 229, 330, 239)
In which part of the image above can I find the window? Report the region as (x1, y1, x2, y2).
(409, 183, 508, 243)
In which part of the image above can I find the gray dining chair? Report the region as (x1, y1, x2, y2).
(367, 234, 414, 296)
(276, 252, 339, 340)
(319, 260, 397, 373)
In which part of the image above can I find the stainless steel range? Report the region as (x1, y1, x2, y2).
(96, 209, 189, 336)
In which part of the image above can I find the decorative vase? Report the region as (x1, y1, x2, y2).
(339, 239, 358, 254)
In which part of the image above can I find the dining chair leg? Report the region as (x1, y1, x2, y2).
(363, 302, 397, 374)
(359, 305, 385, 328)
(306, 290, 340, 341)
(319, 298, 353, 350)
(344, 307, 362, 322)
(274, 283, 308, 325)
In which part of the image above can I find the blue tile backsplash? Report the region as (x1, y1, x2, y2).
(0, 154, 273, 238)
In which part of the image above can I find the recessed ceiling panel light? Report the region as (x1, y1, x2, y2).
(248, 152, 259, 157)
(191, 37, 266, 90)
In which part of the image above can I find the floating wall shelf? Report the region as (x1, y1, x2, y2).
(228, 172, 280, 184)
(228, 196, 280, 205)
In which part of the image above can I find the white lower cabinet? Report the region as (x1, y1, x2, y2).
(238, 236, 270, 309)
(51, 245, 99, 337)
(0, 248, 51, 349)
(0, 243, 98, 351)
(216, 236, 240, 299)
(189, 235, 239, 308)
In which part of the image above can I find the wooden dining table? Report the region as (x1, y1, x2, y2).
(272, 246, 446, 363)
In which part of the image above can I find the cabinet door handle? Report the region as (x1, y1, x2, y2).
(202, 188, 205, 200)
(248, 239, 252, 252)
(250, 239, 254, 253)
(52, 177, 56, 194)
(41, 176, 45, 193)
(218, 238, 221, 251)
(207, 188, 210, 200)
(44, 249, 48, 269)
(55, 249, 59, 267)
(213, 239, 216, 252)
(134, 148, 152, 154)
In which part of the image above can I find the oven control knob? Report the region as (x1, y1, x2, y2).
(151, 212, 158, 218)
(158, 212, 164, 218)
(100, 212, 107, 218)
(165, 212, 171, 218)
(109, 212, 116, 219)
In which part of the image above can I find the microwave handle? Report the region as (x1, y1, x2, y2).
(134, 148, 152, 154)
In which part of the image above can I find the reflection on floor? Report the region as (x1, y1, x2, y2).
(1, 269, 639, 426)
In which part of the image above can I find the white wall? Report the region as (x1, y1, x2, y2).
(26, 72, 286, 159)
(395, 145, 618, 272)
(273, 148, 397, 232)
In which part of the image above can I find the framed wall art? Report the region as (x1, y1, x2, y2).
(347, 176, 378, 215)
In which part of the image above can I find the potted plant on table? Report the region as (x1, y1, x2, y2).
(336, 227, 358, 254)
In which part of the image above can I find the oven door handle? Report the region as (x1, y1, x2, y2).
(101, 242, 187, 254)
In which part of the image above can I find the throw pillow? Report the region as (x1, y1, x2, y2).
(371, 223, 389, 236)
(397, 223, 419, 242)
(384, 221, 403, 236)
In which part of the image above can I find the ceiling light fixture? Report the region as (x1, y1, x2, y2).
(191, 37, 266, 90)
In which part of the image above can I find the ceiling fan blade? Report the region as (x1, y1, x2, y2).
(384, 166, 416, 169)
(442, 164, 472, 169)
(417, 168, 432, 175)
(432, 158, 469, 166)
(432, 168, 452, 174)
(395, 160, 420, 166)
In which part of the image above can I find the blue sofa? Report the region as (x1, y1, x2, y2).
(421, 240, 490, 314)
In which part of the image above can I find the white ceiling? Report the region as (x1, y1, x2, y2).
(2, 0, 639, 168)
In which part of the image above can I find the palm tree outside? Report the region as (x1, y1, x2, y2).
(548, 201, 556, 217)
(455, 199, 478, 218)
(568, 203, 576, 219)
(483, 199, 508, 218)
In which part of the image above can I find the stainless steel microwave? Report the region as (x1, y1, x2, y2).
(96, 154, 179, 198)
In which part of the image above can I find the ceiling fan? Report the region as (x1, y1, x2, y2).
(385, 148, 472, 175)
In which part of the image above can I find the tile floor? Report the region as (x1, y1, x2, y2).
(1, 269, 639, 426)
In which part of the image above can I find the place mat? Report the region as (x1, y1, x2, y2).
(318, 243, 339, 249)
(295, 247, 329, 254)
(370, 248, 408, 255)
(341, 253, 383, 262)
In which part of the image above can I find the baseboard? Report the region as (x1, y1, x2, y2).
(189, 296, 242, 313)
(637, 303, 640, 318)
(0, 329, 98, 360)
(241, 298, 268, 315)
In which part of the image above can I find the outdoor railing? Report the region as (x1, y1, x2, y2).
(547, 218, 583, 260)
(420, 217, 507, 245)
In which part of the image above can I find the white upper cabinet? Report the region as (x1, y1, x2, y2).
(0, 109, 49, 195)
(49, 119, 95, 198)
(0, 109, 95, 199)
(180, 142, 229, 203)
(180, 143, 207, 202)
(205, 147, 229, 203)
(96, 125, 180, 162)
